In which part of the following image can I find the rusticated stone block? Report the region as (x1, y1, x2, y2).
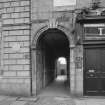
(3, 71, 16, 76)
(17, 71, 30, 77)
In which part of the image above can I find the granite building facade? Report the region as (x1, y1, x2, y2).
(0, 0, 105, 96)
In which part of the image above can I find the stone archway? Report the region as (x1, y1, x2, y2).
(31, 25, 76, 96)
(32, 25, 74, 48)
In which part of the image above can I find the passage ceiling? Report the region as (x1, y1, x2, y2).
(40, 29, 69, 57)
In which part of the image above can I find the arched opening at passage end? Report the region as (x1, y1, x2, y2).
(34, 28, 70, 96)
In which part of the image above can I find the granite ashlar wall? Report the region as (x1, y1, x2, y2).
(0, 0, 31, 96)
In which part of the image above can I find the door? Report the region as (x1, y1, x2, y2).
(84, 45, 105, 95)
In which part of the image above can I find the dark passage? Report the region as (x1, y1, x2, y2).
(38, 75, 70, 97)
(35, 28, 70, 95)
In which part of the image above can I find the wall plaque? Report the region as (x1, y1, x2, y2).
(75, 57, 82, 69)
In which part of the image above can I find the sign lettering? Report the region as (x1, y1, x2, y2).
(84, 24, 105, 36)
(98, 28, 104, 35)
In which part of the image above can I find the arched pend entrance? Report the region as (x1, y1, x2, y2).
(31, 26, 75, 96)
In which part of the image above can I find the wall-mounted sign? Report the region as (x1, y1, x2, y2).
(54, 0, 76, 6)
(75, 57, 82, 69)
(84, 24, 105, 36)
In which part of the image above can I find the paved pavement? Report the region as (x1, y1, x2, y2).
(0, 95, 104, 105)
(0, 76, 104, 105)
(74, 97, 105, 105)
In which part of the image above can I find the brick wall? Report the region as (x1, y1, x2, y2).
(0, 0, 31, 96)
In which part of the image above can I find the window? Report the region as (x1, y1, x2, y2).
(54, 0, 76, 6)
